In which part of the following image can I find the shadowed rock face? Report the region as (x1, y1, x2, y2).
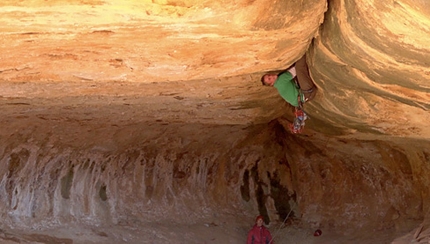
(0, 0, 429, 242)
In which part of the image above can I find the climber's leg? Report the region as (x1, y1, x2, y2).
(295, 54, 317, 102)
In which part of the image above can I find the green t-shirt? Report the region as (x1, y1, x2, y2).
(273, 72, 300, 107)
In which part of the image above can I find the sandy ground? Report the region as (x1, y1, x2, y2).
(0, 215, 415, 244)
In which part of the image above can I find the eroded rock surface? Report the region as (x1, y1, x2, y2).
(0, 0, 429, 243)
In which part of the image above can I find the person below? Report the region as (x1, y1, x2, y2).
(246, 215, 273, 244)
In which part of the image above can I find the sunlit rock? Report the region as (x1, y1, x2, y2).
(0, 0, 429, 243)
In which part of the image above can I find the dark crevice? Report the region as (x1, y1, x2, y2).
(60, 166, 74, 200)
(240, 170, 250, 202)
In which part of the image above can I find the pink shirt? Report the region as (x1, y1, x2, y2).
(246, 225, 273, 244)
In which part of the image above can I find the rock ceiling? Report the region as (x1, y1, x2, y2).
(0, 0, 428, 137)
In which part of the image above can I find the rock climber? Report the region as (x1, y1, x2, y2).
(261, 54, 318, 133)
(246, 215, 273, 244)
(261, 54, 317, 105)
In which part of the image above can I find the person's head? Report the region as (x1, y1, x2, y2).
(255, 215, 264, 227)
(261, 73, 278, 86)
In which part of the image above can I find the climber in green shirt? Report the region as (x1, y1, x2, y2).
(261, 54, 317, 108)
(266, 71, 302, 107)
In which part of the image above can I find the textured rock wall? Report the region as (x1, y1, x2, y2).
(306, 0, 430, 137)
(1, 118, 429, 231)
(0, 122, 275, 228)
(0, 0, 326, 82)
